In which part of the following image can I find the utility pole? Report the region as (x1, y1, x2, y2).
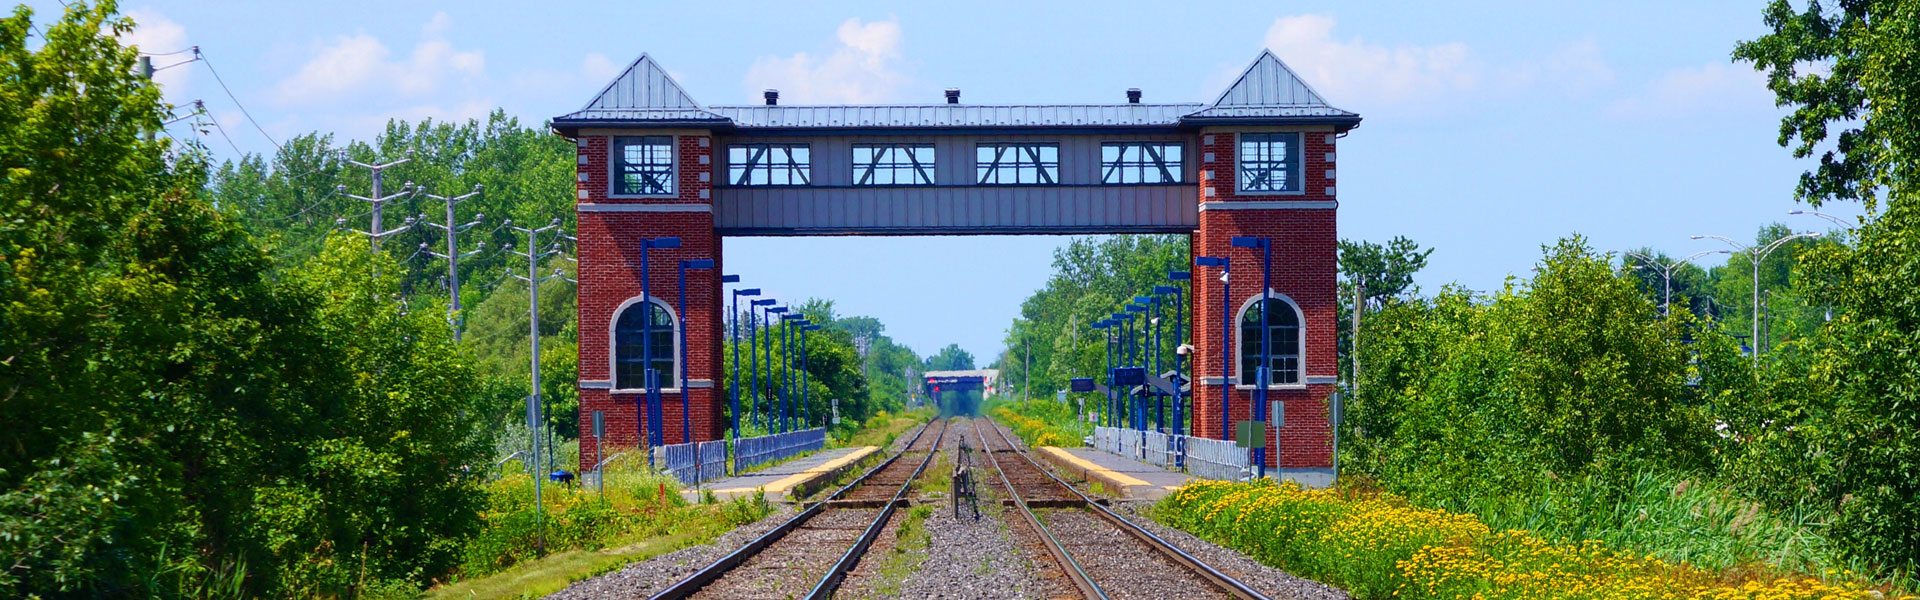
(509, 217, 565, 554)
(421, 185, 484, 341)
(341, 153, 414, 251)
(139, 55, 155, 142)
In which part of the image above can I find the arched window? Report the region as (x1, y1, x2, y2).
(613, 298, 676, 390)
(1237, 294, 1302, 386)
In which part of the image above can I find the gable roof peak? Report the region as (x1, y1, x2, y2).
(1210, 49, 1336, 109)
(582, 53, 704, 111)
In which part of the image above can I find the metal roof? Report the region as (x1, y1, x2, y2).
(705, 103, 1204, 129)
(553, 51, 1359, 131)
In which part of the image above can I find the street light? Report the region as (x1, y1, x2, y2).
(1788, 209, 1853, 230)
(1092, 319, 1113, 427)
(802, 323, 823, 427)
(1231, 235, 1273, 479)
(727, 281, 757, 447)
(1194, 256, 1231, 440)
(750, 298, 777, 432)
(676, 258, 714, 444)
(638, 236, 682, 450)
(780, 313, 807, 431)
(765, 306, 789, 431)
(1692, 231, 1821, 365)
(1624, 250, 1727, 318)
(1156, 281, 1185, 439)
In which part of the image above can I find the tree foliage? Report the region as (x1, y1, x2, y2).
(0, 4, 490, 595)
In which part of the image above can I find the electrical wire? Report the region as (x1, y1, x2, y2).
(196, 49, 283, 153)
(139, 47, 195, 57)
(200, 110, 248, 158)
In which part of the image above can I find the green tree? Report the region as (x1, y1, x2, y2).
(923, 343, 977, 371)
(1338, 236, 1433, 383)
(1736, 0, 1920, 572)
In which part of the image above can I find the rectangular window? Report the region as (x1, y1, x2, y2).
(1237, 132, 1301, 193)
(853, 144, 936, 186)
(614, 136, 675, 196)
(976, 143, 1059, 185)
(1101, 142, 1184, 184)
(728, 143, 811, 186)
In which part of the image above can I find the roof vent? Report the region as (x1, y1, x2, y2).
(1127, 88, 1142, 104)
(763, 89, 779, 106)
(945, 88, 960, 104)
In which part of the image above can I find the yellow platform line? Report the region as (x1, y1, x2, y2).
(1038, 447, 1151, 488)
(709, 446, 878, 496)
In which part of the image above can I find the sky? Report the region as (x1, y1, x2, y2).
(36, 0, 1868, 364)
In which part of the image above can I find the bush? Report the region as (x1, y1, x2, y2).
(991, 399, 1088, 448)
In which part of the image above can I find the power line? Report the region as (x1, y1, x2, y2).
(195, 48, 282, 154)
(196, 102, 248, 158)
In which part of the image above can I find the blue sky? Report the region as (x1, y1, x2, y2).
(50, 0, 1864, 363)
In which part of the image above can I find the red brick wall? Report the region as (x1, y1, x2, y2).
(575, 132, 726, 469)
(1188, 128, 1338, 469)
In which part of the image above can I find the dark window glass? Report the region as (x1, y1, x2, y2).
(976, 143, 1059, 185)
(1101, 143, 1184, 184)
(615, 136, 675, 195)
(614, 300, 676, 389)
(1238, 298, 1301, 385)
(853, 144, 936, 185)
(728, 144, 811, 186)
(1237, 133, 1300, 193)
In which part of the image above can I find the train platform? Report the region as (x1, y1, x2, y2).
(1036, 446, 1194, 501)
(687, 445, 880, 502)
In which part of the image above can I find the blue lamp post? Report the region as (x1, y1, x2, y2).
(728, 282, 758, 446)
(1092, 319, 1112, 427)
(765, 306, 788, 431)
(750, 299, 777, 431)
(802, 323, 822, 427)
(639, 236, 682, 451)
(1155, 282, 1183, 437)
(1231, 236, 1273, 479)
(1125, 302, 1148, 431)
(1109, 312, 1128, 426)
(1194, 256, 1230, 439)
(676, 259, 714, 444)
(780, 313, 806, 431)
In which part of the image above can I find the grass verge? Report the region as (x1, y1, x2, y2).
(989, 399, 1088, 448)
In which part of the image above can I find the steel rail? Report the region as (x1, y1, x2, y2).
(649, 419, 947, 600)
(805, 419, 949, 598)
(982, 419, 1268, 600)
(972, 419, 1108, 599)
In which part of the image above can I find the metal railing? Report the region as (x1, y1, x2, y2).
(1089, 426, 1250, 482)
(734, 427, 827, 474)
(1183, 436, 1252, 481)
(653, 440, 730, 485)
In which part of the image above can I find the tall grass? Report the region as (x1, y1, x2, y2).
(991, 398, 1090, 447)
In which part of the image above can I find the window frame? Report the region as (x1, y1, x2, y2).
(610, 296, 679, 392)
(1235, 132, 1304, 196)
(851, 143, 937, 186)
(609, 135, 677, 198)
(727, 143, 812, 187)
(975, 142, 1061, 186)
(1233, 292, 1306, 389)
(1100, 142, 1186, 185)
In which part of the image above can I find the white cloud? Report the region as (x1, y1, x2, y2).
(1257, 15, 1615, 111)
(1262, 14, 1477, 108)
(744, 18, 909, 104)
(1606, 62, 1770, 119)
(122, 9, 191, 95)
(272, 11, 484, 105)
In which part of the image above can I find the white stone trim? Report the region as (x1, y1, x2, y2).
(1198, 201, 1337, 211)
(577, 203, 712, 213)
(579, 380, 611, 389)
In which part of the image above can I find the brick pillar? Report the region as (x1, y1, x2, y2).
(1188, 128, 1338, 471)
(576, 132, 724, 470)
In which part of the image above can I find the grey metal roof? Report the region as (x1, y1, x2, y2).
(705, 103, 1204, 129)
(553, 51, 1359, 130)
(1185, 50, 1356, 121)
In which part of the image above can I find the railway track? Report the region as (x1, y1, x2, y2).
(651, 419, 949, 600)
(971, 418, 1266, 600)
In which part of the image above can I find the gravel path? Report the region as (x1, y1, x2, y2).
(983, 419, 1348, 600)
(884, 420, 1060, 600)
(549, 422, 935, 599)
(1040, 508, 1233, 600)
